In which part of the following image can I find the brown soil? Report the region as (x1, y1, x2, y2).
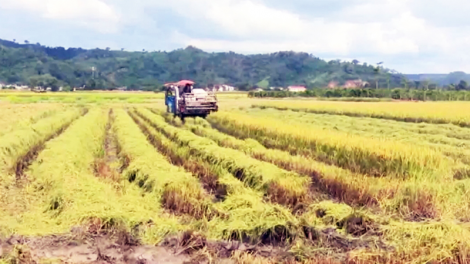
(0, 233, 190, 264)
(302, 226, 392, 255)
(400, 190, 439, 222)
(93, 109, 121, 182)
(0, 228, 292, 264)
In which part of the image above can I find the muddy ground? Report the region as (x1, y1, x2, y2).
(0, 231, 190, 264)
(0, 223, 392, 264)
(0, 226, 292, 264)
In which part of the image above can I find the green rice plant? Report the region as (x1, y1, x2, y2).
(133, 108, 310, 209)
(1, 107, 184, 244)
(113, 108, 214, 219)
(0, 107, 84, 177)
(0, 104, 64, 138)
(207, 192, 299, 244)
(380, 221, 470, 264)
(128, 113, 299, 244)
(299, 200, 470, 264)
(300, 200, 383, 239)
(129, 112, 230, 199)
(0, 91, 164, 104)
(208, 111, 451, 180)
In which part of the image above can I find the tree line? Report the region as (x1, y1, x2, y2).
(1, 38, 469, 93)
(0, 39, 409, 91)
(248, 88, 470, 101)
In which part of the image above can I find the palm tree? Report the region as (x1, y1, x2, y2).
(374, 65, 380, 89)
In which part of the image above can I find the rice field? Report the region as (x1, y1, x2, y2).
(1, 94, 470, 263)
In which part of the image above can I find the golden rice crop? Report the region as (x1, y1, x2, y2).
(207, 191, 298, 244)
(129, 111, 228, 197)
(0, 107, 84, 177)
(253, 100, 470, 126)
(0, 107, 183, 240)
(178, 117, 461, 222)
(0, 104, 63, 138)
(181, 118, 399, 206)
(243, 107, 470, 173)
(134, 107, 310, 208)
(299, 200, 470, 264)
(208, 111, 451, 179)
(2, 95, 470, 263)
(113, 108, 214, 219)
(129, 112, 299, 243)
(245, 107, 470, 159)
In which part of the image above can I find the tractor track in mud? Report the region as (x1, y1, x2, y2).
(94, 109, 124, 183)
(0, 223, 393, 264)
(0, 224, 287, 264)
(0, 227, 190, 264)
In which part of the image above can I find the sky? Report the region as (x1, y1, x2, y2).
(0, 0, 469, 74)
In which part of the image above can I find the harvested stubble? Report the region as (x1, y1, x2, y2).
(252, 101, 470, 127)
(133, 108, 310, 209)
(208, 111, 451, 180)
(0, 107, 84, 179)
(0, 107, 183, 243)
(113, 108, 214, 219)
(129, 111, 300, 244)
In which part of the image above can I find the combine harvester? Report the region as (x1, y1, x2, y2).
(164, 80, 218, 121)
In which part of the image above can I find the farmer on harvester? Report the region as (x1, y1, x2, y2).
(182, 83, 192, 95)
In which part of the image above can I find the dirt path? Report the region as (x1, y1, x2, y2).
(94, 109, 121, 182)
(0, 232, 191, 264)
(0, 228, 289, 264)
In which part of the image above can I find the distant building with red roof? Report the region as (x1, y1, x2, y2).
(287, 85, 307, 92)
(343, 79, 370, 88)
(327, 81, 339, 88)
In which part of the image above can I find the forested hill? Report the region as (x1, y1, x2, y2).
(0, 38, 406, 90)
(405, 72, 470, 86)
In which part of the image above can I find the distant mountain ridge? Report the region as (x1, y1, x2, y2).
(405, 72, 470, 86)
(0, 38, 452, 90)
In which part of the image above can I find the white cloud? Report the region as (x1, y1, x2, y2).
(136, 0, 307, 39)
(202, 0, 305, 38)
(1, 0, 470, 73)
(0, 0, 120, 33)
(409, 0, 470, 27)
(161, 0, 470, 73)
